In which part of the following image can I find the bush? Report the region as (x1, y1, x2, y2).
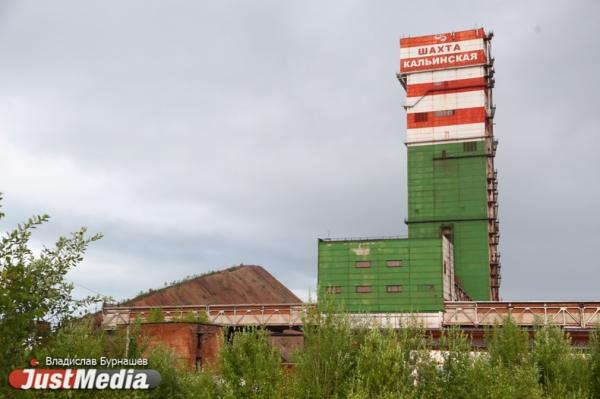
(532, 325, 589, 398)
(292, 298, 360, 398)
(174, 311, 209, 324)
(590, 329, 600, 398)
(349, 328, 418, 398)
(147, 308, 165, 323)
(219, 328, 283, 398)
(10, 305, 600, 398)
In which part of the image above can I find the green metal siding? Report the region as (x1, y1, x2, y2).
(407, 140, 491, 300)
(318, 238, 444, 312)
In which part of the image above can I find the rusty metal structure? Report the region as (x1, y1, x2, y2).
(103, 302, 600, 330)
(102, 303, 307, 330)
(102, 301, 600, 345)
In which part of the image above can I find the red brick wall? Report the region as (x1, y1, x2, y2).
(141, 323, 222, 370)
(140, 323, 305, 369)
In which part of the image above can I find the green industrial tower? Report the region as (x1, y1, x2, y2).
(318, 28, 499, 312)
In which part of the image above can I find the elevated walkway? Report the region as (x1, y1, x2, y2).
(102, 301, 600, 331)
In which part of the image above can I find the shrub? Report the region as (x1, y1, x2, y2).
(590, 329, 600, 398)
(292, 298, 359, 398)
(349, 328, 418, 398)
(147, 308, 165, 323)
(532, 325, 589, 398)
(219, 328, 283, 398)
(174, 310, 209, 324)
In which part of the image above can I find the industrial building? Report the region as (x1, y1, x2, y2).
(318, 28, 499, 312)
(102, 29, 600, 359)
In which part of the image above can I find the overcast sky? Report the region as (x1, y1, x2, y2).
(1, 1, 598, 305)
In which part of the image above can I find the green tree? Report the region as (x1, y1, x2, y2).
(590, 329, 600, 398)
(0, 195, 103, 382)
(293, 297, 360, 399)
(487, 317, 530, 368)
(349, 328, 418, 398)
(437, 327, 476, 399)
(532, 325, 589, 398)
(220, 328, 283, 398)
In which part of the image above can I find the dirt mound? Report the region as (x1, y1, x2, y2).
(124, 265, 301, 306)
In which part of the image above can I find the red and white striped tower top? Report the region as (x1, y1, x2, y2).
(398, 28, 494, 146)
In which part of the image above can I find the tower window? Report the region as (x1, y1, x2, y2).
(386, 260, 403, 268)
(355, 261, 371, 268)
(463, 142, 477, 152)
(414, 112, 428, 122)
(356, 285, 372, 293)
(326, 286, 342, 294)
(435, 109, 455, 117)
(386, 285, 403, 293)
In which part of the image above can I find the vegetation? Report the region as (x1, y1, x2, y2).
(0, 194, 104, 389)
(219, 328, 284, 398)
(8, 308, 599, 398)
(173, 310, 209, 324)
(147, 307, 166, 323)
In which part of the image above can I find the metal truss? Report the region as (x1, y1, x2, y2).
(102, 301, 600, 331)
(444, 302, 600, 328)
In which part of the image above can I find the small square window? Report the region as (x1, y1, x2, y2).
(463, 142, 477, 152)
(414, 112, 428, 122)
(326, 286, 342, 294)
(434, 109, 455, 117)
(386, 285, 403, 293)
(386, 260, 402, 268)
(356, 285, 372, 293)
(355, 261, 371, 268)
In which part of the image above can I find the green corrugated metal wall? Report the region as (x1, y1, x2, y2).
(317, 139, 492, 310)
(318, 238, 444, 312)
(407, 140, 491, 300)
